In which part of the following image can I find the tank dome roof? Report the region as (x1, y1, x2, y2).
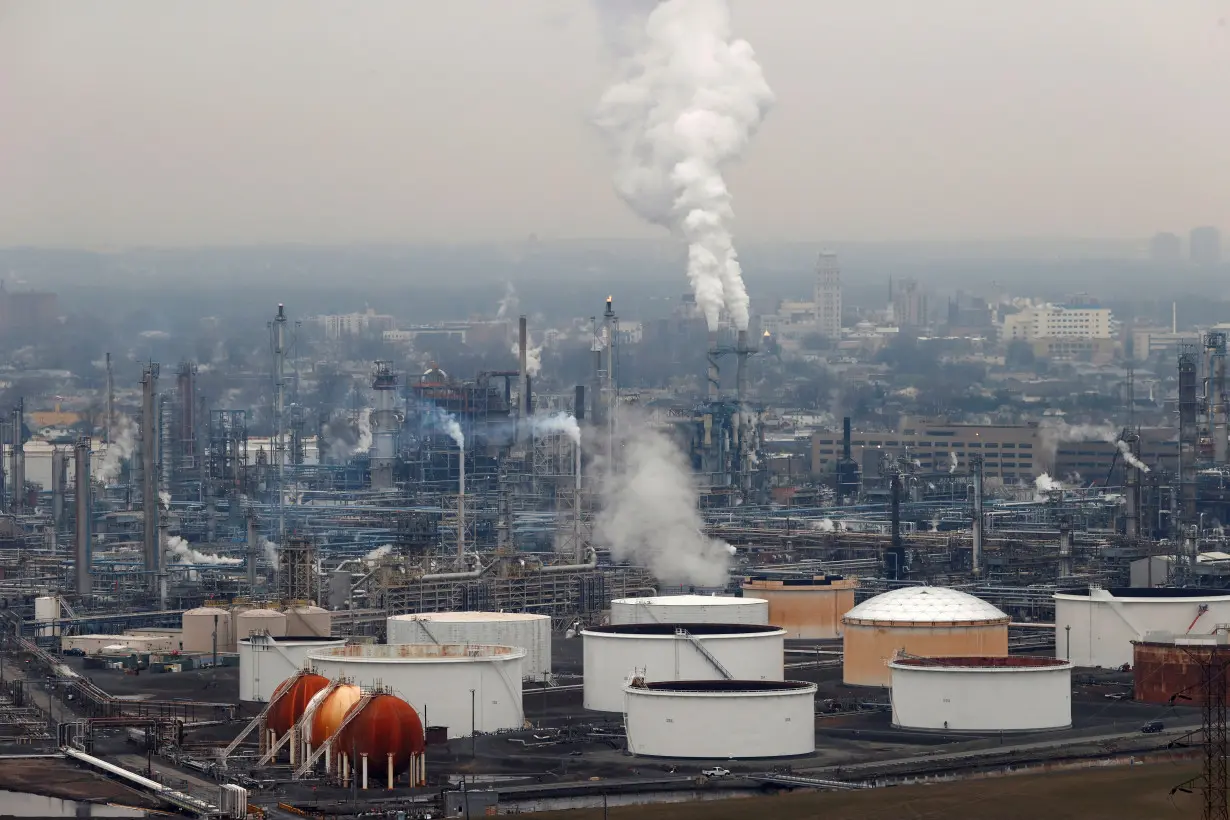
(844, 586, 1008, 625)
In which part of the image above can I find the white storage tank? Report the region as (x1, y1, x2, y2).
(238, 635, 347, 702)
(842, 586, 1010, 687)
(182, 607, 233, 653)
(34, 596, 59, 638)
(1054, 586, 1230, 668)
(388, 612, 552, 680)
(235, 608, 287, 641)
(307, 643, 525, 738)
(609, 594, 768, 626)
(285, 605, 332, 638)
(890, 656, 1072, 732)
(624, 680, 817, 758)
(582, 623, 786, 712)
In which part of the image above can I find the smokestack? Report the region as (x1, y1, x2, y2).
(51, 448, 66, 537)
(246, 510, 259, 590)
(1211, 333, 1228, 464)
(706, 332, 720, 401)
(105, 352, 113, 446)
(457, 443, 466, 558)
(574, 386, 586, 422)
(518, 315, 528, 426)
(971, 455, 983, 577)
(74, 438, 91, 595)
(10, 400, 24, 514)
(842, 417, 852, 460)
(272, 305, 288, 544)
(1125, 432, 1141, 538)
(736, 329, 749, 403)
(1178, 347, 1199, 529)
(141, 363, 161, 592)
(525, 376, 533, 416)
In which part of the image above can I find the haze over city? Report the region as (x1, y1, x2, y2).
(3, 0, 1230, 246)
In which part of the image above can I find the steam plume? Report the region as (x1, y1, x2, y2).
(496, 281, 519, 320)
(1034, 473, 1062, 501)
(427, 407, 465, 449)
(158, 490, 171, 510)
(594, 0, 773, 331)
(510, 335, 544, 377)
(364, 544, 393, 563)
(1113, 438, 1150, 473)
(948, 451, 958, 473)
(530, 412, 581, 445)
(324, 411, 372, 461)
(594, 420, 734, 586)
(260, 536, 280, 570)
(95, 415, 137, 484)
(166, 535, 242, 566)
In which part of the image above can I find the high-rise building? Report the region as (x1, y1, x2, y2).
(890, 277, 928, 328)
(813, 251, 842, 339)
(1190, 226, 1221, 266)
(1149, 232, 1182, 263)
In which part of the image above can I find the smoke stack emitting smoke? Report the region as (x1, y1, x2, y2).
(595, 0, 773, 331)
(96, 415, 137, 484)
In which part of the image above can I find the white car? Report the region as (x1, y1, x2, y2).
(701, 767, 730, 778)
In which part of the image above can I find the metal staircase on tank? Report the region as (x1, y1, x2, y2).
(218, 672, 305, 767)
(293, 690, 374, 779)
(258, 676, 347, 767)
(676, 628, 733, 680)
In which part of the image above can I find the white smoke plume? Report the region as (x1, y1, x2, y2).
(166, 535, 242, 566)
(948, 452, 958, 474)
(158, 490, 171, 510)
(259, 537, 280, 570)
(530, 412, 582, 445)
(594, 420, 734, 586)
(1037, 421, 1118, 468)
(95, 415, 137, 484)
(355, 408, 373, 453)
(1114, 438, 1151, 473)
(812, 518, 835, 533)
(324, 411, 372, 461)
(364, 544, 393, 563)
(427, 407, 465, 449)
(594, 0, 774, 331)
(1034, 473, 1063, 501)
(496, 281, 519, 320)
(510, 335, 544, 377)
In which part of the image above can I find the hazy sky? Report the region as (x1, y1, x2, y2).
(3, 0, 1229, 246)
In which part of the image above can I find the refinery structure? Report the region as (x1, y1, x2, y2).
(1, 290, 1230, 817)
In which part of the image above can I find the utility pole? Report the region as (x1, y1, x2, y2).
(1172, 645, 1229, 820)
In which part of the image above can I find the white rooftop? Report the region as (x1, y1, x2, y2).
(611, 595, 760, 607)
(844, 586, 1008, 624)
(388, 611, 549, 622)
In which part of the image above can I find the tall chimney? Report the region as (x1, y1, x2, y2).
(141, 363, 161, 592)
(74, 438, 92, 595)
(842, 417, 852, 460)
(971, 455, 984, 577)
(706, 332, 720, 401)
(518, 315, 528, 425)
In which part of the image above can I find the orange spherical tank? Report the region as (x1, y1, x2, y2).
(310, 684, 362, 748)
(336, 694, 425, 776)
(267, 672, 329, 737)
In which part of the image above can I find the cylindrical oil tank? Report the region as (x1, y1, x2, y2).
(310, 683, 363, 748)
(34, 596, 58, 638)
(236, 609, 287, 641)
(307, 643, 525, 738)
(624, 680, 817, 758)
(842, 587, 1009, 687)
(609, 595, 768, 626)
(336, 693, 426, 776)
(1055, 587, 1230, 668)
(582, 623, 786, 712)
(1133, 636, 1230, 704)
(890, 656, 1072, 732)
(387, 612, 551, 680)
(182, 607, 233, 653)
(239, 636, 348, 702)
(285, 605, 332, 638)
(741, 576, 858, 639)
(267, 672, 329, 737)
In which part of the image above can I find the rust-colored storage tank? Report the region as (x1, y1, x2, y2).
(267, 672, 329, 737)
(310, 683, 362, 748)
(336, 693, 426, 776)
(1134, 638, 1230, 704)
(842, 586, 1009, 687)
(742, 575, 858, 639)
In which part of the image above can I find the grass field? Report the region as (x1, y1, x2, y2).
(534, 761, 1204, 820)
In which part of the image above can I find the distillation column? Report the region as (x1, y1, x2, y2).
(141, 363, 161, 593)
(1210, 332, 1228, 464)
(971, 454, 984, 577)
(1124, 431, 1141, 539)
(74, 438, 92, 595)
(10, 400, 24, 513)
(272, 305, 288, 544)
(51, 448, 67, 543)
(1178, 347, 1199, 528)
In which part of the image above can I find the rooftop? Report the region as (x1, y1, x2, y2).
(844, 586, 1008, 625)
(610, 595, 761, 607)
(583, 623, 783, 637)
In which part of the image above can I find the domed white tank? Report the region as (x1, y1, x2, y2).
(583, 623, 786, 712)
(182, 607, 233, 653)
(235, 608, 287, 640)
(307, 643, 525, 738)
(285, 605, 332, 638)
(609, 594, 768, 626)
(387, 612, 551, 680)
(842, 587, 1009, 687)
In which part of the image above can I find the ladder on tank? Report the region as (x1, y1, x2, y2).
(218, 671, 304, 767)
(675, 628, 733, 680)
(258, 675, 347, 767)
(293, 690, 375, 779)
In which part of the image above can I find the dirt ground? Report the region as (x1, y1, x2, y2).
(532, 761, 1205, 820)
(0, 757, 162, 809)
